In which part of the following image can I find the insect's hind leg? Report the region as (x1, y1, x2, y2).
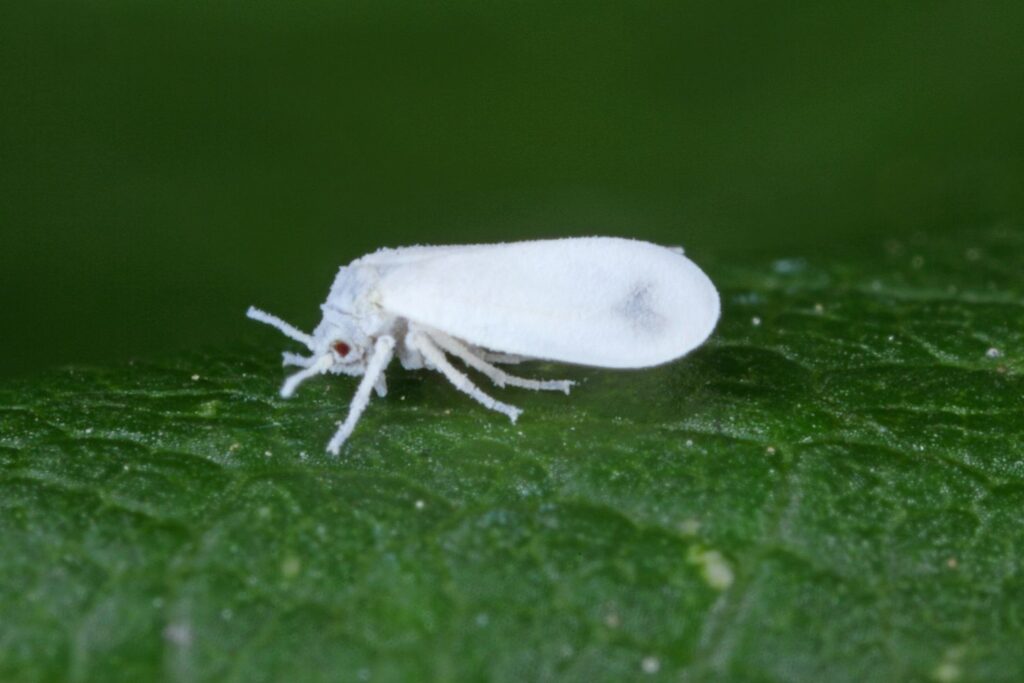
(430, 330, 573, 395)
(408, 331, 522, 423)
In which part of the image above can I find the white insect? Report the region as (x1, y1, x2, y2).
(247, 237, 720, 454)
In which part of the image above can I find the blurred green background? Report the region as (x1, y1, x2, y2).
(1, 1, 1022, 378)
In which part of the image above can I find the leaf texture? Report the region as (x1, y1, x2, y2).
(1, 227, 1022, 682)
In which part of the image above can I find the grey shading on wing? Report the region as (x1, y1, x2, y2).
(373, 237, 720, 368)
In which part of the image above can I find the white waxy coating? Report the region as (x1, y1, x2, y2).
(247, 237, 720, 453)
(368, 238, 719, 368)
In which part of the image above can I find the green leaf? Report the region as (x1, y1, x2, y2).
(2, 226, 1022, 683)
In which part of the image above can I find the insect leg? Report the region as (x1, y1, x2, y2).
(280, 354, 334, 398)
(409, 331, 523, 423)
(247, 306, 315, 349)
(282, 351, 315, 368)
(428, 330, 573, 394)
(326, 335, 396, 455)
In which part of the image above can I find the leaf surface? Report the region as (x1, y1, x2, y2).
(2, 227, 1023, 682)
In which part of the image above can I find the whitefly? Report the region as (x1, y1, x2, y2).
(247, 237, 720, 454)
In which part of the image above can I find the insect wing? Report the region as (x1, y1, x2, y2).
(354, 243, 492, 268)
(374, 238, 719, 368)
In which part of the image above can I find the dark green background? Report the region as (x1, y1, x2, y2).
(2, 1, 1022, 378)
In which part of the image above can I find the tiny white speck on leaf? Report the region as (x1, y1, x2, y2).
(771, 258, 806, 275)
(191, 374, 200, 381)
(813, 303, 824, 314)
(751, 316, 762, 327)
(933, 662, 960, 683)
(766, 446, 777, 455)
(678, 518, 701, 536)
(281, 556, 302, 578)
(197, 400, 218, 417)
(414, 499, 425, 510)
(641, 656, 661, 674)
(986, 347, 1003, 359)
(932, 645, 966, 683)
(687, 546, 735, 590)
(163, 623, 192, 646)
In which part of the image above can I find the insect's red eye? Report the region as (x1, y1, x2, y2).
(333, 341, 351, 357)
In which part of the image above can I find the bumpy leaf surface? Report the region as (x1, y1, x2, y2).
(2, 227, 1022, 682)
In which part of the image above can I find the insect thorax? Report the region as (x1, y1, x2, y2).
(314, 265, 394, 352)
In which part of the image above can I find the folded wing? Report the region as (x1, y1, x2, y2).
(373, 237, 719, 368)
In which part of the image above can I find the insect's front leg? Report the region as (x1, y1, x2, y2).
(282, 351, 315, 368)
(326, 335, 396, 455)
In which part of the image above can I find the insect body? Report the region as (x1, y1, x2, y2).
(247, 237, 720, 454)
